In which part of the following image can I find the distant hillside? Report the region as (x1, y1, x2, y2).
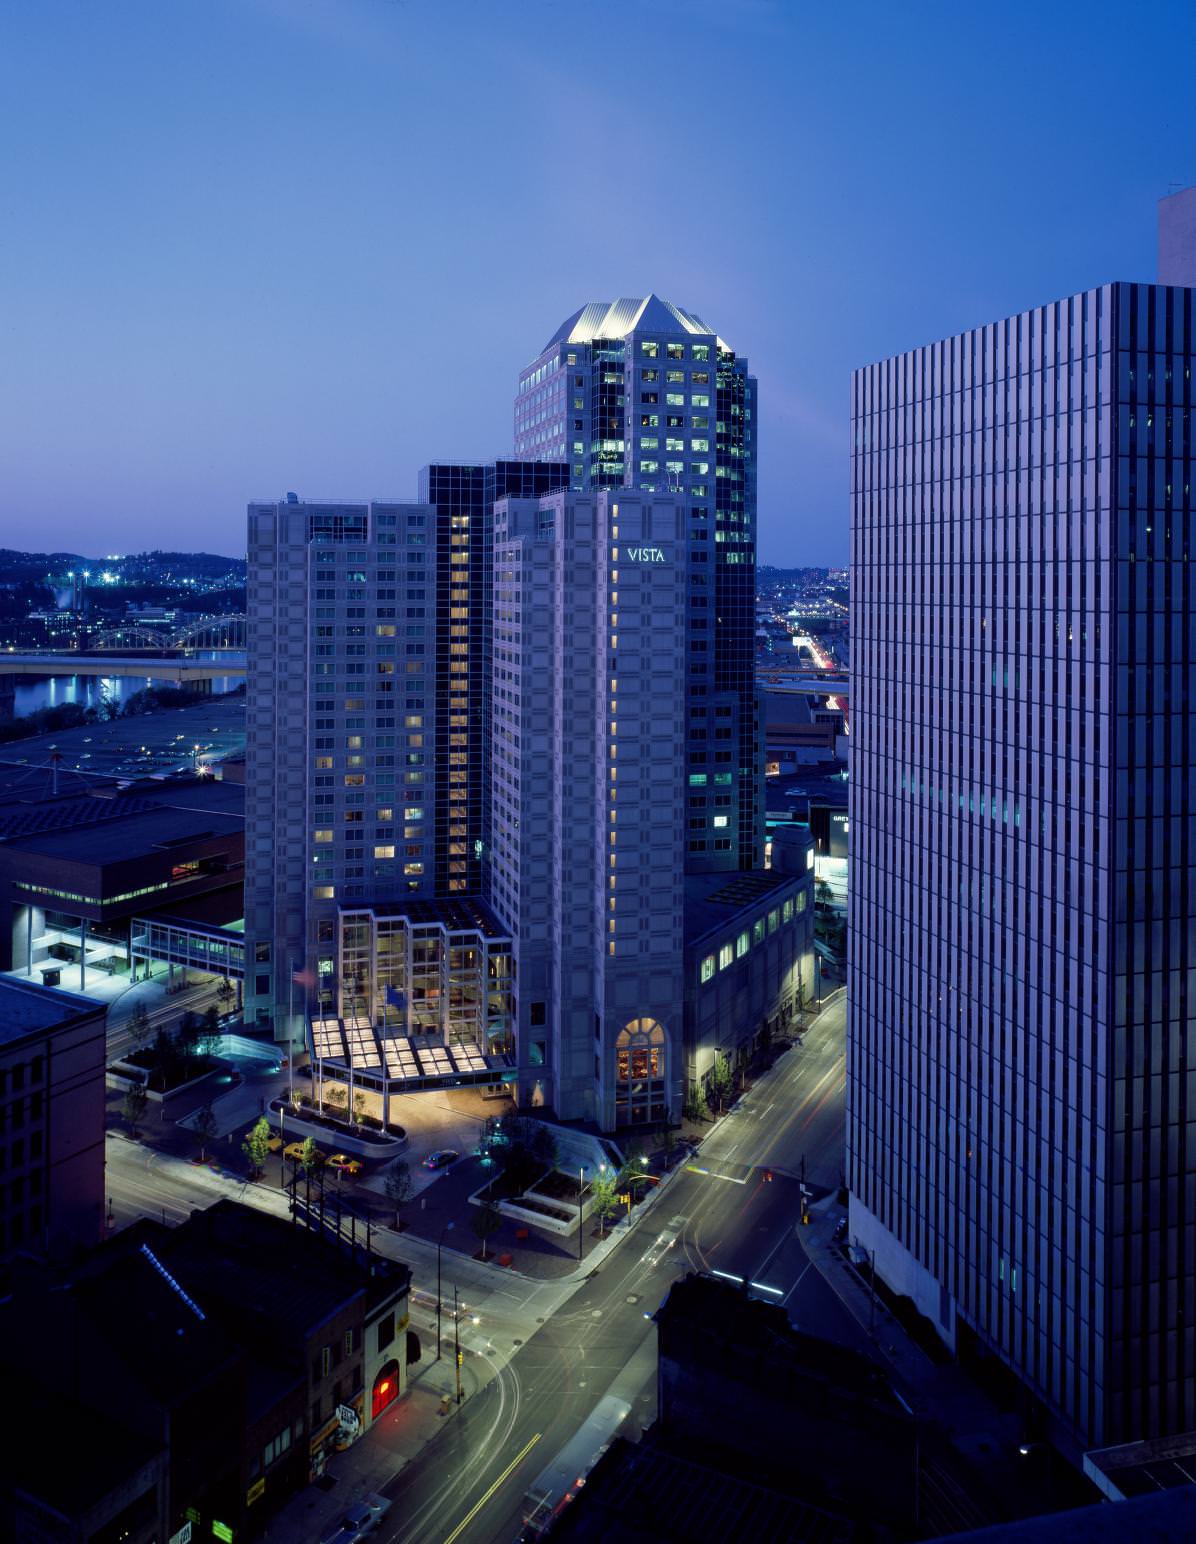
(0, 548, 246, 579)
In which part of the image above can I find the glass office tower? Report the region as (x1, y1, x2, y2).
(849, 282, 1196, 1447)
(515, 296, 762, 873)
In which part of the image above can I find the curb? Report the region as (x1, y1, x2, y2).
(390, 1155, 686, 1287)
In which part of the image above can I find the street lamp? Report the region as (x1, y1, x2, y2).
(578, 1166, 587, 1261)
(436, 1222, 455, 1361)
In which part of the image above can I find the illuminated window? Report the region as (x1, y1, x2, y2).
(615, 1019, 666, 1125)
(692, 344, 710, 361)
(640, 340, 659, 357)
(718, 943, 733, 971)
(736, 931, 750, 958)
(374, 845, 395, 859)
(314, 829, 333, 844)
(700, 955, 715, 983)
(314, 884, 335, 900)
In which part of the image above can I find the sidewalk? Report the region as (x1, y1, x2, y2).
(259, 1300, 495, 1542)
(802, 1195, 1066, 1522)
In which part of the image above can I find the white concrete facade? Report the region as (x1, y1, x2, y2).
(491, 490, 687, 1128)
(244, 500, 438, 1040)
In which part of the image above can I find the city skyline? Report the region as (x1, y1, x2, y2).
(5, 0, 1196, 565)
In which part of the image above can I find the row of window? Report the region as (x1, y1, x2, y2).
(697, 891, 808, 983)
(641, 340, 712, 361)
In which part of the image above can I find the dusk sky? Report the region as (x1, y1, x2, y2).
(3, 0, 1195, 566)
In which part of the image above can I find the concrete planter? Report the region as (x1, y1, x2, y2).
(468, 1173, 591, 1239)
(270, 1101, 407, 1161)
(107, 1060, 229, 1105)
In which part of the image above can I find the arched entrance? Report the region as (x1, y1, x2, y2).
(615, 1018, 667, 1126)
(372, 1360, 400, 1420)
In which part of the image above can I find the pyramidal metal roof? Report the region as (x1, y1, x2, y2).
(543, 294, 717, 351)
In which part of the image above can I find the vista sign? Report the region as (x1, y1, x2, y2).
(626, 546, 666, 563)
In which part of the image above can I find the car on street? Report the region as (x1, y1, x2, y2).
(318, 1493, 391, 1544)
(284, 1141, 321, 1166)
(641, 1226, 679, 1269)
(327, 1153, 363, 1178)
(264, 1128, 283, 1152)
(423, 1148, 459, 1171)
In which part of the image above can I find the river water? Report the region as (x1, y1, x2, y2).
(6, 673, 241, 721)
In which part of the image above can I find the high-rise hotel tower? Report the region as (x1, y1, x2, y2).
(243, 303, 815, 1131)
(515, 297, 762, 874)
(849, 197, 1196, 1447)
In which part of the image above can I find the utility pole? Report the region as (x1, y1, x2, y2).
(453, 1286, 463, 1403)
(437, 1222, 454, 1361)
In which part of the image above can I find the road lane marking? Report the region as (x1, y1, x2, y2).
(751, 1230, 792, 1287)
(684, 1164, 747, 1184)
(782, 1260, 814, 1305)
(441, 1432, 541, 1544)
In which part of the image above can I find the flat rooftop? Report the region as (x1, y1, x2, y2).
(1085, 1431, 1196, 1500)
(765, 761, 849, 816)
(0, 976, 103, 1041)
(0, 693, 245, 781)
(340, 894, 510, 940)
(684, 868, 802, 945)
(0, 770, 243, 843)
(1, 801, 243, 864)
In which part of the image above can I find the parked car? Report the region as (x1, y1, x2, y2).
(423, 1149, 459, 1171)
(284, 1141, 322, 1166)
(264, 1128, 283, 1153)
(327, 1153, 363, 1178)
(319, 1494, 391, 1544)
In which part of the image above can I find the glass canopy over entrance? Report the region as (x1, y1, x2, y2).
(308, 899, 515, 1093)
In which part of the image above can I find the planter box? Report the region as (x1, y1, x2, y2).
(271, 1102, 407, 1161)
(108, 1059, 228, 1105)
(467, 1173, 592, 1239)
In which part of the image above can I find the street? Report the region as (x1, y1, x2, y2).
(375, 992, 851, 1544)
(103, 992, 851, 1544)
